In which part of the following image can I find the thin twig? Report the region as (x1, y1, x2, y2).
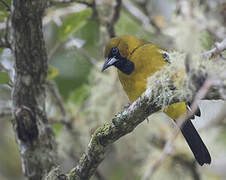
(47, 81, 66, 117)
(203, 38, 226, 59)
(90, 0, 98, 20)
(122, 1, 158, 33)
(135, 0, 162, 32)
(47, 81, 74, 129)
(106, 0, 122, 38)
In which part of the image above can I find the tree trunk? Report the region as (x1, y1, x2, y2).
(11, 1, 57, 179)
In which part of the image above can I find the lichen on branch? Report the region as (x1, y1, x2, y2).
(64, 53, 226, 180)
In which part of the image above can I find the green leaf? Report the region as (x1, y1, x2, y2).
(58, 9, 92, 42)
(0, 71, 10, 84)
(47, 66, 59, 80)
(52, 123, 63, 137)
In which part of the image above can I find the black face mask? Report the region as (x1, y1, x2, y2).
(102, 47, 134, 75)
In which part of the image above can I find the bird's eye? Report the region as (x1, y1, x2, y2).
(112, 47, 119, 55)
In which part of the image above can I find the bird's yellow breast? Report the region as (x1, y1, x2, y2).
(118, 44, 167, 102)
(117, 43, 186, 120)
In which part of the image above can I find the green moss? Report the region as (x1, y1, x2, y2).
(88, 123, 111, 152)
(100, 123, 111, 136)
(67, 167, 80, 180)
(93, 123, 111, 141)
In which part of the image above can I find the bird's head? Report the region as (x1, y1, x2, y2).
(101, 35, 140, 75)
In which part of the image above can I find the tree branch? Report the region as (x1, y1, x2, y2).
(106, 0, 122, 38)
(47, 81, 106, 180)
(122, 1, 158, 33)
(203, 38, 226, 58)
(63, 61, 225, 180)
(11, 1, 57, 179)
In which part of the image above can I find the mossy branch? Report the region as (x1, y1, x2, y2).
(62, 57, 226, 180)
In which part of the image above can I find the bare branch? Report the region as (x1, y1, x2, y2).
(106, 0, 122, 38)
(47, 82, 67, 117)
(122, 1, 160, 33)
(203, 38, 226, 58)
(123, 1, 149, 27)
(47, 81, 74, 130)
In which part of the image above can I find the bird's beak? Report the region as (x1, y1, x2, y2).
(101, 57, 118, 72)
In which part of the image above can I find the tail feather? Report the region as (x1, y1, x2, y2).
(180, 119, 211, 165)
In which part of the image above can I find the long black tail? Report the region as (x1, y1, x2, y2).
(180, 119, 211, 165)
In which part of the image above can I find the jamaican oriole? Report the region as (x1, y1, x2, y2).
(101, 35, 211, 165)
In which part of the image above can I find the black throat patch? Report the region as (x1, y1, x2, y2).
(114, 56, 135, 75)
(108, 47, 135, 75)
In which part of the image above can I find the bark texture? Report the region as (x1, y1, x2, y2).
(11, 1, 57, 180)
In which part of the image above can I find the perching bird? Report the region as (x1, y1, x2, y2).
(101, 35, 211, 166)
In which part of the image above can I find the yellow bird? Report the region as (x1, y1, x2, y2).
(101, 35, 211, 165)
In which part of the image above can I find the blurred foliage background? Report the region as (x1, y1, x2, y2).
(0, 0, 226, 179)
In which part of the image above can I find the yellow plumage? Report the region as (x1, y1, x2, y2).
(102, 35, 211, 165)
(105, 35, 186, 120)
